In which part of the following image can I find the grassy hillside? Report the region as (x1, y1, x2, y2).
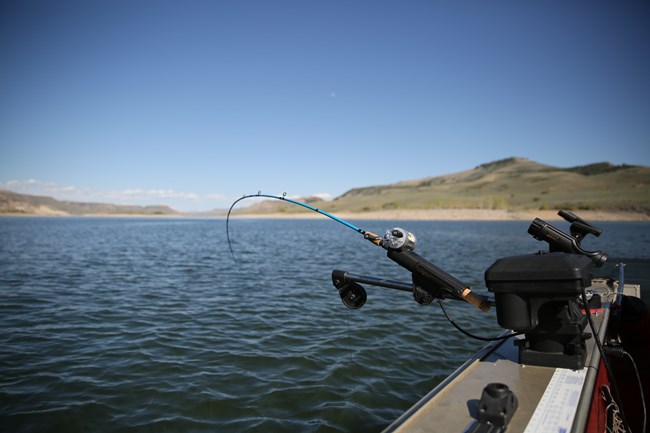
(235, 158, 650, 215)
(4, 158, 648, 217)
(0, 190, 178, 216)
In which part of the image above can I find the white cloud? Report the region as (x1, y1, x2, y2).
(108, 189, 200, 200)
(0, 179, 227, 211)
(312, 192, 333, 201)
(0, 179, 326, 212)
(205, 193, 227, 200)
(0, 179, 87, 197)
(286, 192, 333, 201)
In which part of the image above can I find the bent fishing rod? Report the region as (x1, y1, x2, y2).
(226, 192, 492, 312)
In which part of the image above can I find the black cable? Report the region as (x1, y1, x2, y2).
(623, 350, 646, 433)
(581, 289, 631, 433)
(437, 299, 522, 342)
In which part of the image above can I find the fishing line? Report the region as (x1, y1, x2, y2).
(344, 308, 361, 411)
(226, 192, 382, 272)
(226, 191, 369, 411)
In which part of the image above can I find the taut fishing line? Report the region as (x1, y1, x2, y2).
(226, 192, 382, 273)
(226, 192, 371, 408)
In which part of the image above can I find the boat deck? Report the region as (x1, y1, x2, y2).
(383, 280, 641, 433)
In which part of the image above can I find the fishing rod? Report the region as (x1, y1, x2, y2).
(226, 192, 382, 244)
(226, 192, 491, 312)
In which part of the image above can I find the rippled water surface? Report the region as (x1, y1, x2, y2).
(1, 217, 648, 432)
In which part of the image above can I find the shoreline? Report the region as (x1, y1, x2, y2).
(230, 209, 650, 221)
(2, 209, 648, 221)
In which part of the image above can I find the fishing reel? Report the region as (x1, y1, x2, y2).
(334, 227, 417, 309)
(334, 227, 492, 311)
(528, 210, 607, 267)
(382, 227, 417, 252)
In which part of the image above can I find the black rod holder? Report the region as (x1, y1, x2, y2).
(331, 269, 495, 306)
(332, 270, 412, 293)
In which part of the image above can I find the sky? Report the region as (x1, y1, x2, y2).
(1, 1, 649, 212)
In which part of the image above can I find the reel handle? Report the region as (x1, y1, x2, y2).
(363, 231, 383, 246)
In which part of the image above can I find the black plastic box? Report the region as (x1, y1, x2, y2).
(484, 252, 594, 368)
(485, 252, 593, 331)
(485, 252, 593, 295)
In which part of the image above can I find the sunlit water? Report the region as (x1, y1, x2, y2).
(1, 217, 648, 432)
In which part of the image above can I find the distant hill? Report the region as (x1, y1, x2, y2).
(0, 190, 178, 216)
(4, 158, 649, 217)
(233, 157, 650, 215)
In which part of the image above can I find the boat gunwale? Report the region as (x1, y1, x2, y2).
(382, 330, 513, 432)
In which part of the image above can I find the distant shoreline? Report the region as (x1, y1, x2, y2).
(230, 209, 650, 221)
(2, 209, 648, 221)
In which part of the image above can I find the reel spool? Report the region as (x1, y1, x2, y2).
(384, 227, 417, 252)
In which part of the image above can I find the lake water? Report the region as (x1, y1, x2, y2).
(1, 217, 648, 433)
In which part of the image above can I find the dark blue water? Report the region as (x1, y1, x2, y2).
(1, 217, 648, 433)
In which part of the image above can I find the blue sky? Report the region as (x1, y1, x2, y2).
(1, 1, 649, 211)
